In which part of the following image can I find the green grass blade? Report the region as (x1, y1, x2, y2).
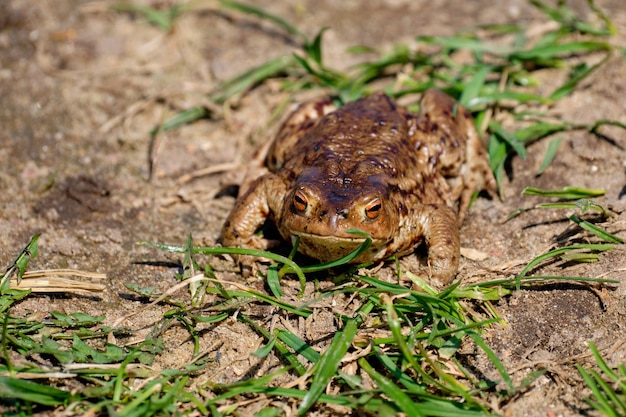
(459, 66, 491, 108)
(568, 215, 625, 244)
(467, 332, 514, 391)
(298, 322, 356, 415)
(466, 90, 549, 108)
(191, 312, 229, 324)
(589, 369, 626, 413)
(1, 233, 40, 292)
(225, 289, 311, 317)
(487, 133, 507, 194)
(522, 186, 605, 199)
(487, 275, 618, 285)
(487, 133, 508, 172)
(536, 136, 562, 175)
(587, 0, 617, 35)
(111, 2, 183, 32)
(204, 367, 291, 404)
(550, 55, 609, 100)
(379, 293, 474, 398)
(283, 229, 372, 274)
(266, 264, 283, 298)
(418, 399, 494, 416)
(304, 28, 328, 65)
(529, 1, 569, 25)
(292, 53, 346, 89)
(180, 234, 206, 307)
(252, 336, 276, 358)
(375, 350, 429, 395)
(219, 0, 308, 44)
(489, 121, 527, 159)
(277, 329, 321, 363)
(358, 357, 425, 416)
(208, 383, 392, 411)
(577, 365, 613, 414)
(117, 379, 164, 415)
(514, 121, 569, 143)
(297, 301, 373, 415)
(149, 106, 210, 137)
(591, 119, 626, 135)
(536, 202, 577, 209)
(530, 0, 615, 36)
(417, 35, 511, 55)
(139, 241, 307, 288)
(238, 314, 307, 376)
(511, 41, 612, 60)
(212, 55, 295, 104)
(515, 244, 615, 288)
(0, 376, 72, 406)
(588, 343, 620, 381)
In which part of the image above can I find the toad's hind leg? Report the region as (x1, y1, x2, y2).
(419, 89, 497, 221)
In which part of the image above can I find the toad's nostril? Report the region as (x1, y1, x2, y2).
(336, 208, 349, 218)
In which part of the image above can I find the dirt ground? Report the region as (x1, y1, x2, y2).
(1, 0, 626, 415)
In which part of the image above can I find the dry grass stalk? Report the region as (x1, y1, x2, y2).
(11, 269, 106, 295)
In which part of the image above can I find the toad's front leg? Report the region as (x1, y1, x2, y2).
(221, 174, 287, 269)
(420, 204, 461, 286)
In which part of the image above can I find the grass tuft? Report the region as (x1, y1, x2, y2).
(578, 343, 626, 416)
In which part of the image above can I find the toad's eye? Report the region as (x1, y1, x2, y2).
(293, 190, 308, 213)
(364, 198, 382, 220)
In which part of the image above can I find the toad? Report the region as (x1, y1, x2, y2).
(221, 90, 496, 285)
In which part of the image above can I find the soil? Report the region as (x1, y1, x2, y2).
(1, 0, 625, 416)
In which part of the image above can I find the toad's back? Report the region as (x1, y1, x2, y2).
(271, 93, 423, 183)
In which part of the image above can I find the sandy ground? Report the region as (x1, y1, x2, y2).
(1, 0, 626, 415)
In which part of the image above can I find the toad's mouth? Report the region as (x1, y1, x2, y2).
(289, 231, 387, 263)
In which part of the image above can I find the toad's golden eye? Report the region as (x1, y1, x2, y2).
(364, 198, 382, 220)
(293, 190, 308, 212)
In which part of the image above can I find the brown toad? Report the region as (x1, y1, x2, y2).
(221, 90, 496, 285)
